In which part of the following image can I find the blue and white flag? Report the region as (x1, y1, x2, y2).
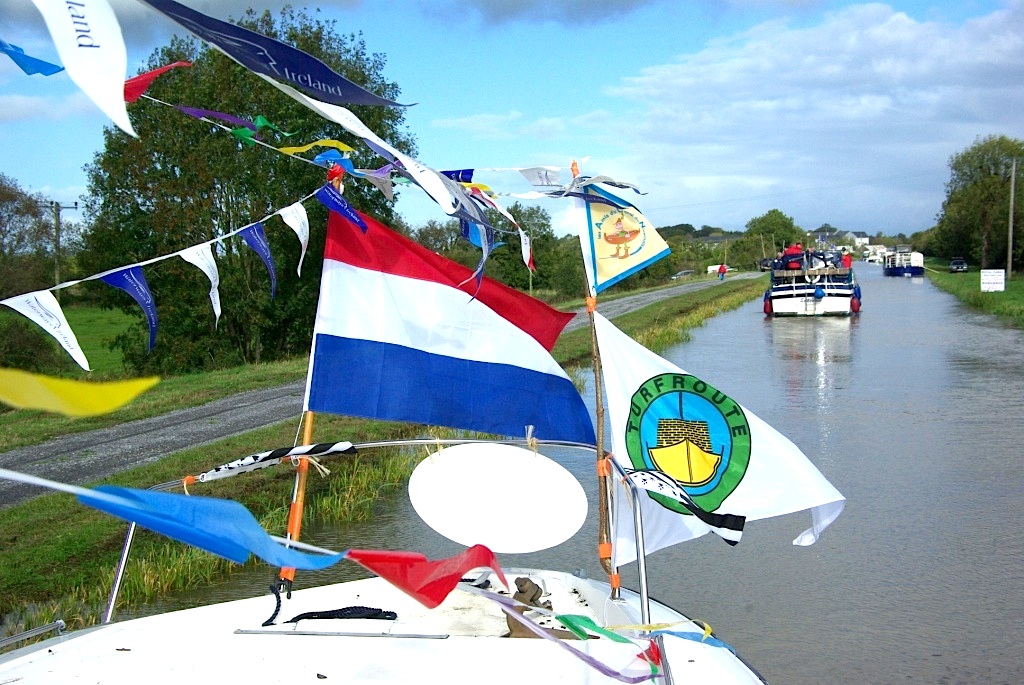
(136, 0, 406, 108)
(576, 184, 670, 295)
(276, 201, 310, 277)
(178, 244, 221, 328)
(101, 266, 158, 351)
(315, 184, 366, 231)
(239, 222, 276, 298)
(1, 290, 90, 370)
(31, 0, 135, 136)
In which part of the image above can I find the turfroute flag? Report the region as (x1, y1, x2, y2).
(303, 210, 595, 445)
(594, 312, 844, 567)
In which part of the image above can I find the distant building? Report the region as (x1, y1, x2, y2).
(849, 231, 870, 248)
(808, 228, 870, 249)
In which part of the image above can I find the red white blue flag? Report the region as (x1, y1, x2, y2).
(303, 211, 595, 444)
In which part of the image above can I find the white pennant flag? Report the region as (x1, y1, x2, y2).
(2, 291, 90, 371)
(178, 244, 221, 328)
(276, 202, 309, 277)
(31, 0, 136, 137)
(518, 166, 562, 187)
(594, 312, 844, 567)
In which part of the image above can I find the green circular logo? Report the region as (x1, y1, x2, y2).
(624, 373, 750, 513)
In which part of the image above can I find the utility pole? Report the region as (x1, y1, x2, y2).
(47, 200, 78, 301)
(1008, 158, 1017, 280)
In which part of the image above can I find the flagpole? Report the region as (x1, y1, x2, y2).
(587, 296, 618, 593)
(277, 410, 315, 595)
(571, 159, 619, 598)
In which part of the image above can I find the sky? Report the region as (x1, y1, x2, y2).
(1, 0, 1022, 238)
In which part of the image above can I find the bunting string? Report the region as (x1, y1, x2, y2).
(7, 8, 656, 370)
(0, 186, 324, 370)
(141, 94, 327, 171)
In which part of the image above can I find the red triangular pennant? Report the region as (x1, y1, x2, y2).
(346, 545, 507, 609)
(124, 61, 192, 102)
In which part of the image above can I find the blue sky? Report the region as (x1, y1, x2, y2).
(2, 0, 1022, 237)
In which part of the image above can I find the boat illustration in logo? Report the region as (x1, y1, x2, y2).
(647, 418, 722, 486)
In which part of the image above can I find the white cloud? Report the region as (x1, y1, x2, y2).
(431, 111, 524, 138)
(594, 2, 1024, 232)
(0, 92, 98, 123)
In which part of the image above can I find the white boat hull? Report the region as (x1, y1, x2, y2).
(766, 266, 859, 317)
(768, 284, 854, 316)
(0, 568, 767, 684)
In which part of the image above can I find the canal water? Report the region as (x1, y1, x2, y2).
(150, 263, 1024, 684)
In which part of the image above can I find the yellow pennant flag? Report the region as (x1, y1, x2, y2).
(277, 139, 354, 155)
(0, 368, 159, 417)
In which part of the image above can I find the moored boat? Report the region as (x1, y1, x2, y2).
(882, 246, 924, 277)
(763, 252, 862, 316)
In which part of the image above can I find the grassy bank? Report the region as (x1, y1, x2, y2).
(924, 259, 1024, 326)
(0, 276, 766, 640)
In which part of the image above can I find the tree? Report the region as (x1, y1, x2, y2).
(710, 208, 805, 270)
(0, 173, 53, 299)
(745, 209, 803, 252)
(932, 135, 1024, 268)
(79, 8, 415, 374)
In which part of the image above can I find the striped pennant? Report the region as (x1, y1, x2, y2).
(624, 469, 745, 546)
(195, 441, 356, 483)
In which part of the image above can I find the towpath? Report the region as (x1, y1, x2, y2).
(0, 273, 762, 508)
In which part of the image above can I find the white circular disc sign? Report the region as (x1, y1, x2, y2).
(408, 443, 588, 554)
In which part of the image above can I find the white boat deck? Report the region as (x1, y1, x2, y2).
(0, 569, 766, 684)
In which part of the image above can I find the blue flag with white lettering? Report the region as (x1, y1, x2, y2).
(137, 0, 407, 108)
(239, 222, 277, 298)
(100, 266, 158, 351)
(315, 184, 367, 231)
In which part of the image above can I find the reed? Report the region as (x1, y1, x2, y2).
(304, 449, 416, 523)
(633, 288, 759, 353)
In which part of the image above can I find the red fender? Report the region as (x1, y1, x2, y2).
(851, 297, 861, 313)
(764, 298, 773, 315)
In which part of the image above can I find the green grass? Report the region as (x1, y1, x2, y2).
(0, 414, 420, 630)
(0, 357, 310, 452)
(62, 306, 135, 376)
(924, 258, 1024, 326)
(0, 277, 766, 643)
(552, 277, 766, 366)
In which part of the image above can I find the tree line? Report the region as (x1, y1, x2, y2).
(913, 134, 1024, 269)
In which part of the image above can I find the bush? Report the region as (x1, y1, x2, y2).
(0, 315, 61, 372)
